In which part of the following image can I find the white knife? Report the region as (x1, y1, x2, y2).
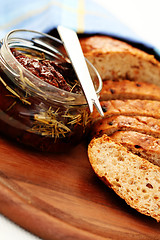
(57, 26, 104, 116)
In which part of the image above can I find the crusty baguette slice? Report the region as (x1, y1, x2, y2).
(90, 115, 160, 139)
(100, 80, 160, 101)
(80, 36, 160, 85)
(92, 100, 160, 120)
(88, 135, 160, 221)
(110, 131, 160, 166)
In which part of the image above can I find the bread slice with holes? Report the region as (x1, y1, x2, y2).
(100, 80, 160, 101)
(92, 100, 160, 121)
(88, 135, 160, 221)
(80, 35, 160, 85)
(110, 131, 160, 166)
(90, 115, 160, 139)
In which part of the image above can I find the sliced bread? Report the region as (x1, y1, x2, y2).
(88, 135, 160, 222)
(92, 100, 160, 120)
(80, 35, 160, 85)
(100, 79, 160, 101)
(90, 115, 160, 139)
(110, 131, 160, 166)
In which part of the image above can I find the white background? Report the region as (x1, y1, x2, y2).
(0, 0, 160, 239)
(97, 0, 160, 49)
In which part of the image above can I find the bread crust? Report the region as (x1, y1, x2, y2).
(91, 115, 160, 139)
(100, 79, 160, 101)
(110, 131, 160, 166)
(92, 100, 160, 120)
(88, 135, 160, 222)
(80, 36, 154, 57)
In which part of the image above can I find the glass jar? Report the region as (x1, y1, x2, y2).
(0, 29, 102, 152)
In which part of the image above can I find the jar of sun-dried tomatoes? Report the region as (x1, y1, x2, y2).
(0, 29, 102, 152)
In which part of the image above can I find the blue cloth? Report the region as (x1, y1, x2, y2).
(0, 0, 159, 56)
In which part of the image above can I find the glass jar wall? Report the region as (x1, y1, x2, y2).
(0, 30, 102, 152)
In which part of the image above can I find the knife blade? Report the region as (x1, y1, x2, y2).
(57, 26, 104, 116)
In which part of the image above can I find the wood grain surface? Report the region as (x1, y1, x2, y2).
(0, 136, 160, 240)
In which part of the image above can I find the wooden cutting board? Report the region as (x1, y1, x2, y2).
(0, 135, 160, 240)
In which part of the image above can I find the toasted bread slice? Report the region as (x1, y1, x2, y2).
(88, 135, 160, 221)
(91, 115, 160, 139)
(92, 100, 160, 120)
(100, 80, 160, 101)
(110, 131, 160, 166)
(80, 35, 160, 85)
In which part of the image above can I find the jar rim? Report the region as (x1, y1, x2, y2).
(1, 29, 102, 106)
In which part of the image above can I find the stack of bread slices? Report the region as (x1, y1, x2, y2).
(80, 36, 160, 221)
